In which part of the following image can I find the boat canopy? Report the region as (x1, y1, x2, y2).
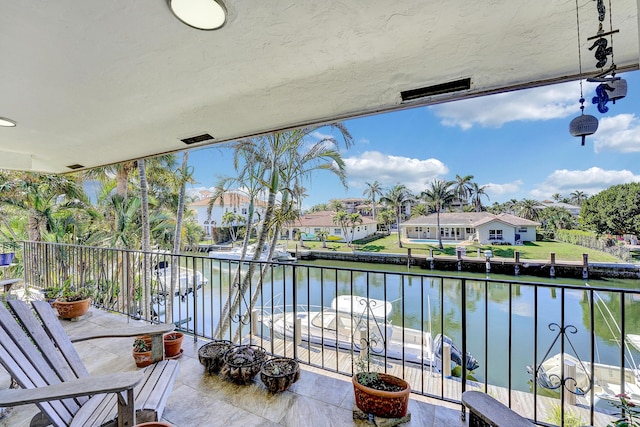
(331, 295, 393, 318)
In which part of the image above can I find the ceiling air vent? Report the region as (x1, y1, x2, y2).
(66, 164, 84, 170)
(180, 133, 215, 145)
(401, 78, 472, 102)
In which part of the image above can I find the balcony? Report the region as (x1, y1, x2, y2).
(4, 241, 639, 426)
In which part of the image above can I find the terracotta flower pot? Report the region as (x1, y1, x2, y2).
(198, 340, 235, 375)
(133, 422, 174, 427)
(53, 298, 91, 319)
(132, 349, 153, 368)
(163, 332, 184, 358)
(352, 373, 411, 418)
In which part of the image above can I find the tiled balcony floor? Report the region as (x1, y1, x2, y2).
(0, 305, 468, 427)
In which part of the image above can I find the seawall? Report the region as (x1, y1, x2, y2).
(296, 250, 640, 280)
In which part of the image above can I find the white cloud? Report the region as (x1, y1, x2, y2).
(593, 113, 640, 153)
(344, 151, 448, 194)
(529, 167, 640, 199)
(430, 81, 598, 129)
(483, 180, 523, 198)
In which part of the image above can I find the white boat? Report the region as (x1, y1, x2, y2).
(153, 264, 208, 296)
(530, 352, 640, 409)
(208, 244, 296, 262)
(258, 295, 478, 371)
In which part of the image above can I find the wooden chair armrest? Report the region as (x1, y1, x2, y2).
(69, 324, 175, 343)
(0, 371, 144, 407)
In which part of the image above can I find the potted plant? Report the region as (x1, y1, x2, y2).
(198, 340, 235, 375)
(163, 332, 184, 358)
(132, 337, 153, 368)
(352, 355, 411, 418)
(53, 287, 91, 319)
(39, 287, 61, 305)
(220, 345, 267, 385)
(260, 357, 300, 393)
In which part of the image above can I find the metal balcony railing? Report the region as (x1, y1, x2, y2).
(17, 240, 640, 427)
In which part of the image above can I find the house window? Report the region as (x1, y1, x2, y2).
(466, 227, 474, 234)
(334, 229, 341, 235)
(489, 229, 503, 240)
(518, 227, 527, 233)
(357, 227, 360, 232)
(242, 208, 247, 215)
(314, 228, 321, 233)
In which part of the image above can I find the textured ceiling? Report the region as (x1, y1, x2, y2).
(0, 1, 638, 173)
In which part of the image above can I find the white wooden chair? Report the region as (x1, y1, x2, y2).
(0, 300, 179, 427)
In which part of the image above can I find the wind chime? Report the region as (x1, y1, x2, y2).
(569, 0, 627, 145)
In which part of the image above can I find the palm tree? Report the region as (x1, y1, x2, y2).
(380, 184, 412, 248)
(316, 229, 329, 248)
(516, 199, 541, 221)
(410, 204, 428, 218)
(137, 159, 152, 320)
(221, 211, 245, 245)
(421, 179, 454, 249)
(215, 124, 353, 339)
(347, 213, 363, 247)
(363, 180, 383, 220)
(452, 174, 474, 212)
(328, 199, 345, 212)
(570, 190, 588, 206)
(470, 182, 490, 212)
(333, 210, 350, 244)
(551, 193, 562, 202)
(377, 209, 395, 235)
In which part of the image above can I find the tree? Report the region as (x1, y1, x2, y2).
(470, 182, 490, 212)
(570, 190, 588, 206)
(363, 180, 383, 220)
(421, 179, 454, 249)
(516, 199, 541, 221)
(452, 174, 474, 212)
(552, 193, 562, 202)
(539, 207, 576, 232)
(328, 199, 345, 212)
(580, 183, 640, 236)
(377, 209, 395, 235)
(347, 213, 363, 247)
(221, 211, 245, 245)
(333, 210, 350, 244)
(380, 184, 412, 248)
(410, 204, 429, 218)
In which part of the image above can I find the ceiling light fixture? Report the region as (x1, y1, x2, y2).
(168, 0, 226, 30)
(0, 117, 16, 127)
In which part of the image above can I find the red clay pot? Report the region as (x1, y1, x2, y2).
(352, 373, 411, 418)
(163, 332, 184, 358)
(53, 298, 91, 319)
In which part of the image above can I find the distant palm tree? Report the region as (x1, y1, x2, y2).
(332, 210, 350, 244)
(347, 213, 363, 247)
(363, 180, 383, 220)
(516, 199, 541, 221)
(552, 193, 562, 202)
(421, 179, 454, 249)
(380, 184, 412, 248)
(453, 174, 474, 212)
(470, 183, 490, 212)
(570, 190, 588, 206)
(328, 199, 345, 212)
(410, 204, 428, 217)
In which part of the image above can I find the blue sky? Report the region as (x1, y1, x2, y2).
(187, 70, 640, 210)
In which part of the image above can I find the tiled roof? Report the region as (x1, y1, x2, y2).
(402, 212, 540, 227)
(289, 211, 377, 227)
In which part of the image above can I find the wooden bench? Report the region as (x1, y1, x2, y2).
(462, 391, 534, 427)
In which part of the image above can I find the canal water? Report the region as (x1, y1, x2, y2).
(171, 258, 640, 393)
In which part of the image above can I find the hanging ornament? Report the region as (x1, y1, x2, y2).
(569, 98, 599, 146)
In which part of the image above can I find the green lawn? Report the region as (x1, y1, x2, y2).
(283, 235, 623, 263)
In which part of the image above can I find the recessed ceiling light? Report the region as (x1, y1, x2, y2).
(169, 0, 226, 30)
(0, 117, 16, 127)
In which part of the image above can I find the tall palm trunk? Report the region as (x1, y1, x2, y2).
(138, 159, 151, 320)
(215, 172, 279, 339)
(436, 208, 443, 250)
(168, 152, 189, 324)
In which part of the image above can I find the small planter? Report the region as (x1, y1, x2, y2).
(260, 357, 300, 393)
(163, 332, 184, 358)
(53, 298, 91, 319)
(220, 345, 267, 385)
(0, 253, 15, 266)
(133, 337, 153, 368)
(133, 421, 174, 427)
(198, 340, 235, 375)
(352, 373, 411, 418)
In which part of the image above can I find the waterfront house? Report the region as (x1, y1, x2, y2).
(282, 210, 377, 242)
(401, 212, 540, 244)
(189, 192, 267, 237)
